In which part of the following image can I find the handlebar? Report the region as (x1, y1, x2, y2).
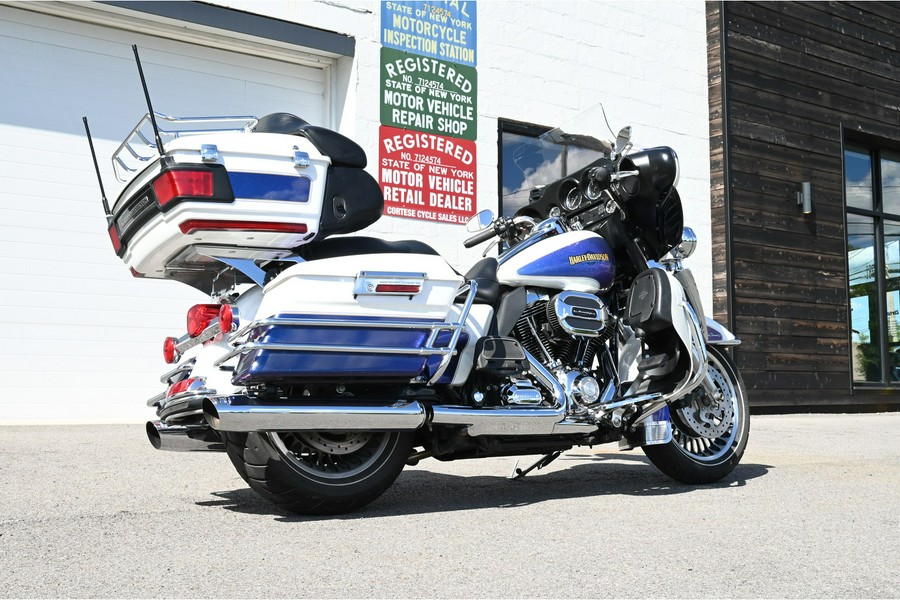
(463, 226, 499, 248)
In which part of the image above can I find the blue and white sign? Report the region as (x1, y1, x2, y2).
(382, 1, 477, 67)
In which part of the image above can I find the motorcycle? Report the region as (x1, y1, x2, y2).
(94, 102, 749, 515)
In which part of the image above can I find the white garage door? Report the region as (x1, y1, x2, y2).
(0, 5, 330, 422)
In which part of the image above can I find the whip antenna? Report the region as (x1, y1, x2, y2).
(131, 44, 165, 156)
(82, 116, 113, 224)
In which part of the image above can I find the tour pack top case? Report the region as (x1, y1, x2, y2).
(107, 112, 384, 291)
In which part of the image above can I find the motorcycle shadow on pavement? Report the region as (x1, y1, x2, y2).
(198, 451, 771, 521)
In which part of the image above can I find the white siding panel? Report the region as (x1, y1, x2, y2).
(0, 5, 328, 423)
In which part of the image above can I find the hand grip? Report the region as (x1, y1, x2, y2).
(463, 226, 497, 248)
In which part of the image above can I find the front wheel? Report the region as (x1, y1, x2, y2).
(223, 429, 414, 515)
(643, 345, 749, 484)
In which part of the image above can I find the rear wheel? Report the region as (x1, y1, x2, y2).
(643, 345, 749, 484)
(223, 429, 413, 515)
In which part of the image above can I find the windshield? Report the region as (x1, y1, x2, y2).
(501, 104, 619, 218)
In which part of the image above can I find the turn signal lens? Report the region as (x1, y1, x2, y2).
(153, 170, 214, 207)
(219, 304, 235, 333)
(187, 304, 221, 338)
(163, 336, 179, 364)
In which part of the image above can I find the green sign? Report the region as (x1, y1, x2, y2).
(380, 47, 477, 141)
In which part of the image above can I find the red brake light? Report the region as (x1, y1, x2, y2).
(163, 336, 179, 364)
(178, 220, 308, 234)
(166, 377, 203, 398)
(219, 304, 235, 333)
(108, 223, 121, 252)
(375, 284, 421, 293)
(187, 304, 221, 338)
(153, 170, 214, 206)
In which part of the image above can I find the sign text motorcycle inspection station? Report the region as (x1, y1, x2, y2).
(379, 1, 477, 225)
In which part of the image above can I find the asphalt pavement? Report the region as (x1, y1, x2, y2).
(1, 413, 898, 599)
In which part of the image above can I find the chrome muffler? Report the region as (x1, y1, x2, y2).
(203, 396, 428, 432)
(146, 421, 225, 452)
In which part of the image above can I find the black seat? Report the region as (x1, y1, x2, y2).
(253, 113, 368, 168)
(460, 257, 500, 306)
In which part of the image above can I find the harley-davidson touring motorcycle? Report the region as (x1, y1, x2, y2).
(93, 102, 748, 515)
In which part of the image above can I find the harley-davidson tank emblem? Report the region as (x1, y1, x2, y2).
(568, 252, 609, 266)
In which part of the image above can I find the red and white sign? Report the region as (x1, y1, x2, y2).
(378, 125, 476, 225)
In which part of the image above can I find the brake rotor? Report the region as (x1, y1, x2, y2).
(298, 431, 372, 455)
(674, 366, 734, 439)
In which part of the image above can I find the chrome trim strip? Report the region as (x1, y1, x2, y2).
(159, 359, 197, 384)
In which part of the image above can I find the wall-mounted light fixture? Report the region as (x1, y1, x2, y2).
(796, 181, 812, 214)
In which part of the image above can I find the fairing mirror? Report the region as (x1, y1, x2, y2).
(466, 209, 495, 232)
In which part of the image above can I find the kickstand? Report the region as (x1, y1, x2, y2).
(508, 450, 562, 480)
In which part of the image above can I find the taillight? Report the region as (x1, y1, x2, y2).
(163, 336, 179, 364)
(152, 170, 214, 207)
(219, 304, 236, 333)
(108, 223, 121, 252)
(187, 304, 221, 337)
(178, 220, 308, 235)
(166, 377, 204, 398)
(375, 284, 421, 294)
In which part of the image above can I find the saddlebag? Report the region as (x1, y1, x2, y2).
(218, 254, 472, 385)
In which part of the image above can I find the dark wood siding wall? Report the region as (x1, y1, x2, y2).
(707, 1, 900, 408)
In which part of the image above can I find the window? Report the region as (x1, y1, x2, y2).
(845, 143, 900, 384)
(498, 119, 607, 218)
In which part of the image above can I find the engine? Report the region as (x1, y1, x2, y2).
(513, 291, 614, 370)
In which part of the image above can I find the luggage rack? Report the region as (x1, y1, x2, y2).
(112, 112, 258, 182)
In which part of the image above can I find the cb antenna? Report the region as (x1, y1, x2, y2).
(82, 116, 113, 224)
(132, 44, 165, 155)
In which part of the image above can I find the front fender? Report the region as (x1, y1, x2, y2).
(705, 318, 741, 346)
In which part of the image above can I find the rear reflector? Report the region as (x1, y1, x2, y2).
(163, 337, 179, 364)
(108, 224, 121, 253)
(178, 220, 308, 235)
(187, 304, 221, 338)
(153, 170, 214, 207)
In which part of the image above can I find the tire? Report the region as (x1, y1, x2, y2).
(223, 429, 414, 515)
(643, 345, 750, 484)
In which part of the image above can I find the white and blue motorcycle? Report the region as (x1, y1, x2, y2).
(97, 107, 748, 515)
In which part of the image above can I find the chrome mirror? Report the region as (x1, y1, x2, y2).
(614, 126, 632, 156)
(466, 210, 494, 233)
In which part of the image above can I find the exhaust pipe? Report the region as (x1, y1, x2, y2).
(146, 421, 225, 452)
(203, 396, 427, 432)
(430, 349, 595, 436)
(201, 350, 596, 437)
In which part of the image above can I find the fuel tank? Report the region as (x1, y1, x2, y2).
(497, 230, 616, 292)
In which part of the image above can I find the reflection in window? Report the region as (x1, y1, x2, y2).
(845, 143, 900, 384)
